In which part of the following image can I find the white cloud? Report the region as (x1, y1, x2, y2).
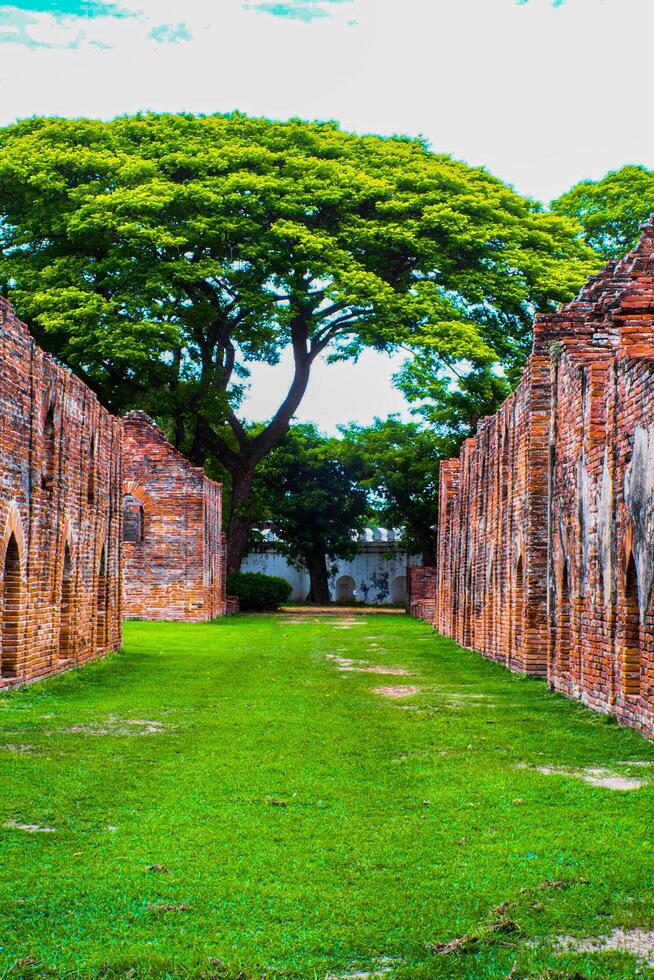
(2, 0, 652, 202)
(2, 0, 654, 429)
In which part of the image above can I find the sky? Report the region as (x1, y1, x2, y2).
(2, 0, 654, 432)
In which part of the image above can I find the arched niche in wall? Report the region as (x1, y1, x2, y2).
(335, 575, 356, 603)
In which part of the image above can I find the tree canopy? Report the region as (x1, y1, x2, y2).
(551, 164, 654, 261)
(340, 416, 449, 565)
(253, 424, 368, 603)
(0, 112, 597, 566)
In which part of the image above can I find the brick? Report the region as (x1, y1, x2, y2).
(121, 413, 227, 622)
(0, 298, 122, 687)
(436, 221, 654, 741)
(0, 302, 229, 689)
(406, 566, 437, 622)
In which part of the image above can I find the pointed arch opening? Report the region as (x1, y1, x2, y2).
(513, 554, 525, 661)
(42, 403, 56, 491)
(88, 433, 97, 504)
(557, 561, 571, 673)
(1, 535, 23, 679)
(621, 553, 641, 698)
(123, 494, 145, 543)
(96, 545, 108, 651)
(59, 543, 74, 664)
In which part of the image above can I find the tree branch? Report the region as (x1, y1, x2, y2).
(249, 312, 313, 460)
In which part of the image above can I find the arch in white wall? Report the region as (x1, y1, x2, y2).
(335, 575, 356, 603)
(391, 575, 406, 604)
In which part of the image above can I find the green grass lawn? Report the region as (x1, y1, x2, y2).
(1, 615, 654, 979)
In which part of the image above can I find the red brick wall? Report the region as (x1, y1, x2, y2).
(547, 227, 654, 738)
(121, 413, 226, 621)
(437, 223, 654, 740)
(436, 355, 551, 676)
(406, 566, 437, 622)
(0, 298, 122, 688)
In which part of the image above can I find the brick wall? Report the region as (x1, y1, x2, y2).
(121, 412, 226, 622)
(406, 566, 438, 622)
(436, 221, 654, 740)
(0, 298, 122, 687)
(436, 355, 551, 676)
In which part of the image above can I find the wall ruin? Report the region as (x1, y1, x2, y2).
(0, 298, 123, 687)
(436, 222, 654, 740)
(406, 566, 438, 622)
(121, 412, 226, 622)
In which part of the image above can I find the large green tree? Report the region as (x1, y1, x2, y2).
(0, 112, 596, 568)
(340, 416, 450, 565)
(253, 424, 368, 603)
(551, 164, 654, 261)
(393, 354, 512, 446)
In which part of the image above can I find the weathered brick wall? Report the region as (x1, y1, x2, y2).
(436, 355, 551, 676)
(0, 298, 122, 687)
(406, 566, 438, 621)
(546, 227, 654, 738)
(121, 412, 226, 622)
(437, 222, 654, 740)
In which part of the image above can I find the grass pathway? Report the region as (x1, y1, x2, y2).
(0, 615, 653, 978)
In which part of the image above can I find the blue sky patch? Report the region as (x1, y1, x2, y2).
(0, 0, 124, 15)
(243, 0, 353, 23)
(149, 21, 192, 44)
(0, 7, 78, 46)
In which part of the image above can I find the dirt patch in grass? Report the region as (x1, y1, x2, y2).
(5, 820, 55, 833)
(325, 957, 398, 979)
(554, 928, 654, 966)
(517, 764, 646, 790)
(326, 654, 414, 676)
(437, 692, 495, 709)
(372, 685, 422, 699)
(65, 717, 167, 736)
(0, 743, 36, 754)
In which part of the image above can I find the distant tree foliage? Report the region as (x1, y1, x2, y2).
(0, 112, 596, 569)
(253, 424, 368, 604)
(393, 355, 512, 445)
(340, 416, 450, 566)
(551, 164, 654, 261)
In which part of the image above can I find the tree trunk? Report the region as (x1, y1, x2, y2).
(306, 551, 331, 605)
(226, 467, 257, 572)
(191, 321, 316, 572)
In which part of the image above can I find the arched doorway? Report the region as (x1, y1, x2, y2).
(87, 433, 96, 503)
(59, 544, 74, 664)
(557, 561, 571, 672)
(42, 403, 56, 491)
(621, 553, 641, 698)
(1, 535, 23, 679)
(391, 575, 406, 604)
(123, 494, 145, 543)
(335, 575, 356, 603)
(96, 546, 108, 651)
(513, 555, 524, 662)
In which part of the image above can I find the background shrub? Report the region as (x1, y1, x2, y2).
(226, 572, 292, 612)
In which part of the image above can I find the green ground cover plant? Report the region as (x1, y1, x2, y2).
(225, 572, 292, 611)
(0, 615, 653, 978)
